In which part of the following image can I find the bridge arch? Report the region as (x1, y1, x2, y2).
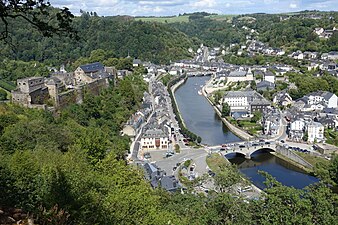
(248, 147, 276, 159)
(223, 145, 277, 160)
(224, 151, 246, 158)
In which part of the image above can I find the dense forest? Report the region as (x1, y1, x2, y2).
(2, 11, 337, 70)
(237, 12, 338, 52)
(0, 12, 194, 66)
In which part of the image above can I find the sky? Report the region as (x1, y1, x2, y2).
(50, 0, 338, 17)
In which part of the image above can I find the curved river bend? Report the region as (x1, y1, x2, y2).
(174, 76, 318, 189)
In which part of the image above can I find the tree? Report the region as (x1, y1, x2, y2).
(250, 111, 262, 123)
(214, 90, 223, 105)
(0, 89, 7, 100)
(222, 102, 230, 117)
(250, 80, 256, 90)
(197, 136, 202, 144)
(214, 164, 241, 192)
(0, 0, 76, 42)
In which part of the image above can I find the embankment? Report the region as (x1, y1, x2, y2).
(201, 84, 253, 141)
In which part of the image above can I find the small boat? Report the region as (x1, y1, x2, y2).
(198, 90, 202, 95)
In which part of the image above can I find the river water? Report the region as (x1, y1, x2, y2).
(174, 76, 318, 189)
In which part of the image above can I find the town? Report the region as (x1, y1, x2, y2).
(0, 6, 337, 225)
(6, 35, 338, 193)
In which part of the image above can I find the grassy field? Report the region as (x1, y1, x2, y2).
(135, 14, 236, 23)
(205, 14, 235, 22)
(135, 15, 190, 23)
(295, 152, 329, 167)
(206, 153, 229, 173)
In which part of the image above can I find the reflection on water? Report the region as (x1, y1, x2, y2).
(227, 151, 319, 189)
(175, 76, 241, 145)
(175, 76, 318, 189)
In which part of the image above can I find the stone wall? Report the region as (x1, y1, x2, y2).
(276, 145, 313, 169)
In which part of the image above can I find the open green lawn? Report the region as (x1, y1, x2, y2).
(135, 14, 236, 23)
(295, 152, 329, 167)
(206, 153, 229, 173)
(205, 14, 235, 22)
(135, 15, 190, 23)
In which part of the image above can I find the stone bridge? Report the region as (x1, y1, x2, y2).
(208, 142, 277, 159)
(186, 71, 215, 77)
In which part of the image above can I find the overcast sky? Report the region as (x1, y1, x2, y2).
(50, 0, 338, 16)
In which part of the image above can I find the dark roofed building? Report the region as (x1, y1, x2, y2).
(79, 62, 104, 73)
(74, 62, 110, 84)
(160, 176, 180, 192)
(256, 80, 275, 91)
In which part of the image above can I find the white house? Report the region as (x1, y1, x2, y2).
(307, 122, 324, 143)
(223, 90, 270, 113)
(225, 69, 254, 83)
(291, 120, 305, 131)
(273, 92, 293, 107)
(314, 27, 324, 36)
(133, 59, 142, 67)
(289, 119, 305, 141)
(141, 128, 169, 151)
(307, 91, 337, 108)
(264, 71, 275, 84)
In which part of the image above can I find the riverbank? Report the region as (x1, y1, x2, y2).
(201, 78, 253, 141)
(170, 77, 187, 127)
(168, 75, 202, 143)
(271, 152, 313, 174)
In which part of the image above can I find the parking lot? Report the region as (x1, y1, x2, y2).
(144, 148, 209, 178)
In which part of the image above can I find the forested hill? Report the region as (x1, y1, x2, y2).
(1, 11, 338, 67)
(0, 13, 194, 65)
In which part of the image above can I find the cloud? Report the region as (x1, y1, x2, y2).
(49, 0, 338, 16)
(191, 0, 216, 8)
(289, 3, 297, 9)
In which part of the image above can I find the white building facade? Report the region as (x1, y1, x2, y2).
(307, 122, 324, 143)
(141, 129, 169, 150)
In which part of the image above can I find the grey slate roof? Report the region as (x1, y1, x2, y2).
(80, 62, 104, 73)
(257, 80, 275, 89)
(224, 91, 257, 98)
(228, 71, 247, 77)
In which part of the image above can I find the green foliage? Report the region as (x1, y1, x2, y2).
(174, 144, 180, 153)
(213, 90, 223, 105)
(287, 72, 338, 99)
(250, 111, 262, 123)
(0, 89, 7, 100)
(184, 159, 192, 168)
(0, 15, 194, 65)
(221, 102, 230, 117)
(167, 75, 201, 143)
(170, 16, 244, 47)
(0, 80, 16, 91)
(214, 164, 241, 192)
(161, 74, 173, 86)
(0, 60, 49, 82)
(248, 12, 338, 52)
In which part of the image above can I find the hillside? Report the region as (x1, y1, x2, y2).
(0, 14, 195, 65)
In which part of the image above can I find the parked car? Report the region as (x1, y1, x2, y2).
(144, 153, 151, 159)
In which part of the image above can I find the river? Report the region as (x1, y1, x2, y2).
(174, 76, 318, 189)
